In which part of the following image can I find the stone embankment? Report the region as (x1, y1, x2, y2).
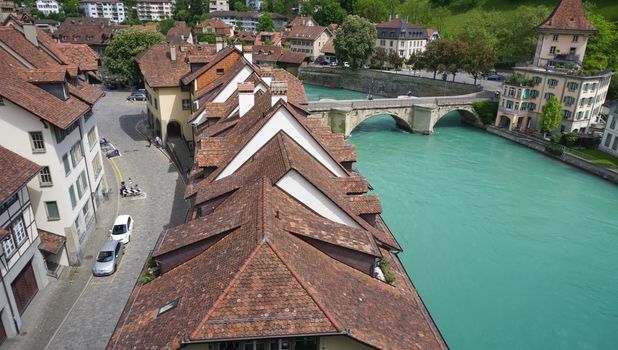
(299, 67, 481, 97)
(487, 126, 618, 184)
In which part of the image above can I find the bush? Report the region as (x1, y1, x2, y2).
(379, 259, 396, 285)
(546, 143, 564, 156)
(550, 134, 562, 144)
(472, 101, 499, 125)
(197, 33, 216, 44)
(564, 132, 579, 147)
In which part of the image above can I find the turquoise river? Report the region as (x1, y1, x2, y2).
(304, 84, 618, 350)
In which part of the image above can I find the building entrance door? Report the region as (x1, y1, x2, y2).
(10, 261, 38, 314)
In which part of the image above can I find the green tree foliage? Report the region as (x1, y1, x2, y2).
(63, 0, 80, 17)
(157, 18, 176, 35)
(353, 0, 387, 23)
(256, 12, 276, 32)
(232, 0, 250, 11)
(442, 39, 468, 81)
(463, 40, 496, 84)
(584, 13, 618, 99)
(397, 0, 431, 25)
(302, 0, 347, 25)
(370, 47, 388, 69)
(452, 6, 549, 64)
(540, 96, 562, 133)
(173, 0, 190, 22)
(472, 101, 498, 125)
(235, 18, 244, 32)
(335, 15, 376, 69)
(419, 40, 445, 79)
(387, 50, 404, 70)
(104, 29, 166, 85)
(197, 33, 216, 44)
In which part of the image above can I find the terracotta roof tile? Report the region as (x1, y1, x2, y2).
(55, 43, 99, 71)
(282, 26, 329, 41)
(537, 0, 595, 32)
(38, 229, 66, 255)
(138, 44, 214, 88)
(0, 146, 42, 204)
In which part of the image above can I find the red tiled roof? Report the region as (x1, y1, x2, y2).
(0, 71, 90, 129)
(55, 43, 99, 71)
(166, 23, 192, 46)
(537, 0, 596, 32)
(376, 18, 425, 30)
(38, 229, 66, 254)
(0, 146, 42, 204)
(54, 17, 120, 46)
(288, 16, 316, 27)
(282, 26, 329, 41)
(138, 44, 214, 88)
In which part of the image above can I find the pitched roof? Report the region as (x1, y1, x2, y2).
(0, 71, 90, 129)
(166, 23, 192, 45)
(138, 44, 214, 88)
(376, 18, 425, 30)
(54, 43, 99, 71)
(210, 11, 286, 20)
(288, 16, 316, 27)
(537, 0, 596, 32)
(0, 146, 42, 204)
(320, 37, 335, 55)
(282, 25, 329, 41)
(180, 46, 237, 85)
(53, 17, 121, 46)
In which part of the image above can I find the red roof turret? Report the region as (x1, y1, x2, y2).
(537, 0, 596, 32)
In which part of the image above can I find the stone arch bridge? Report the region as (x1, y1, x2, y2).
(306, 91, 495, 136)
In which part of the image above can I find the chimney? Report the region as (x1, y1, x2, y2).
(270, 81, 288, 106)
(23, 24, 39, 47)
(259, 67, 272, 86)
(170, 45, 177, 61)
(242, 45, 253, 63)
(238, 82, 255, 118)
(215, 37, 224, 52)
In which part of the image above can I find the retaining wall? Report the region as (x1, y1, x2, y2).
(298, 67, 482, 98)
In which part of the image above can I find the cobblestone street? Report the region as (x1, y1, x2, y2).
(1, 90, 189, 350)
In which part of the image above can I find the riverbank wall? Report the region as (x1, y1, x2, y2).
(298, 67, 482, 98)
(486, 126, 618, 185)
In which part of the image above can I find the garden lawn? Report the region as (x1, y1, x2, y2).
(572, 148, 618, 170)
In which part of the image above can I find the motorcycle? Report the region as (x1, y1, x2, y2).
(120, 179, 142, 197)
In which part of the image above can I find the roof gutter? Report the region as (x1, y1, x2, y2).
(179, 331, 346, 348)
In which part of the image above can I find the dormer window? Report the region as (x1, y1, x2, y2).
(0, 97, 4, 106)
(156, 299, 179, 317)
(572, 35, 579, 43)
(552, 34, 559, 41)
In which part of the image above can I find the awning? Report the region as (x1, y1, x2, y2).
(38, 229, 66, 255)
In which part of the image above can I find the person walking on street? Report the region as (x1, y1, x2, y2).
(147, 135, 152, 147)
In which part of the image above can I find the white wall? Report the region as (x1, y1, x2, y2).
(212, 65, 254, 103)
(215, 108, 347, 179)
(276, 170, 360, 227)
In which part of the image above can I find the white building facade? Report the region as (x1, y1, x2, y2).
(600, 105, 618, 156)
(136, 0, 174, 21)
(209, 0, 228, 12)
(80, 0, 126, 23)
(36, 0, 60, 15)
(375, 18, 428, 59)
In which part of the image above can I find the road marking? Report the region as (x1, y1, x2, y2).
(110, 158, 124, 182)
(129, 192, 147, 200)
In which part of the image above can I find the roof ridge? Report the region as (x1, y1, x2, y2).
(266, 239, 343, 333)
(189, 239, 266, 340)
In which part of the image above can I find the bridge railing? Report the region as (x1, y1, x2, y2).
(307, 95, 493, 111)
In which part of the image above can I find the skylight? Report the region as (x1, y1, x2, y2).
(156, 298, 179, 317)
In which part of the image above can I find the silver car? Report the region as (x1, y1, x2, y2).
(93, 240, 124, 276)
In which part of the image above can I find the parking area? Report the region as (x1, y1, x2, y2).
(2, 90, 189, 350)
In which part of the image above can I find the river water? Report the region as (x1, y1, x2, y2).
(305, 84, 618, 350)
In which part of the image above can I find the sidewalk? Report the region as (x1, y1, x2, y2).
(1, 158, 120, 350)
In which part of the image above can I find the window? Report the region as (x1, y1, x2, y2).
(154, 98, 158, 110)
(63, 153, 71, 176)
(552, 34, 559, 41)
(11, 216, 27, 245)
(566, 82, 578, 91)
(572, 35, 579, 42)
(92, 152, 102, 179)
(389, 40, 393, 47)
(528, 103, 537, 110)
(605, 134, 613, 147)
(0, 97, 4, 105)
(82, 199, 91, 223)
(532, 76, 542, 85)
(530, 90, 539, 98)
(39, 166, 53, 186)
(54, 121, 78, 143)
(548, 79, 558, 88)
(1, 234, 16, 257)
(45, 201, 60, 220)
(70, 141, 83, 167)
(613, 137, 618, 151)
(577, 111, 583, 120)
(544, 92, 555, 100)
(563, 96, 575, 106)
(549, 46, 556, 54)
(30, 131, 45, 153)
(76, 171, 87, 199)
(562, 110, 572, 119)
(216, 68, 224, 75)
(182, 99, 191, 110)
(380, 39, 385, 45)
(69, 184, 77, 208)
(611, 115, 617, 130)
(87, 127, 97, 150)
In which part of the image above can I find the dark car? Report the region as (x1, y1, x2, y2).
(127, 91, 146, 101)
(486, 74, 503, 81)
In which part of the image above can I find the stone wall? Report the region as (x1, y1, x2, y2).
(299, 67, 482, 97)
(486, 126, 618, 184)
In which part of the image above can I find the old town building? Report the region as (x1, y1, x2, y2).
(375, 17, 429, 59)
(79, 0, 126, 23)
(282, 25, 332, 61)
(136, 0, 174, 21)
(494, 0, 612, 134)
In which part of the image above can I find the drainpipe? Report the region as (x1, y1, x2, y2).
(77, 115, 97, 223)
(0, 243, 20, 335)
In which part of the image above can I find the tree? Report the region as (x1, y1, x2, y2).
(157, 18, 176, 35)
(462, 41, 496, 84)
(104, 29, 166, 86)
(419, 40, 448, 79)
(584, 13, 618, 99)
(232, 0, 250, 11)
(397, 0, 431, 25)
(353, 0, 387, 23)
(540, 96, 562, 134)
(302, 0, 347, 26)
(442, 39, 468, 81)
(335, 15, 376, 69)
(387, 50, 403, 70)
(235, 18, 244, 32)
(63, 0, 80, 17)
(256, 12, 275, 32)
(197, 33, 216, 44)
(371, 47, 388, 69)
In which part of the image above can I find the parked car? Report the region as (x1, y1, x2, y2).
(127, 91, 146, 101)
(343, 62, 350, 68)
(92, 240, 124, 276)
(109, 215, 134, 244)
(486, 73, 503, 81)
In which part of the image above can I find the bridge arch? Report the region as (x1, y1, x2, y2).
(433, 106, 483, 130)
(347, 110, 412, 136)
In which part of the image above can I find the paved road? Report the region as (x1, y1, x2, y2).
(2, 90, 188, 350)
(385, 68, 504, 91)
